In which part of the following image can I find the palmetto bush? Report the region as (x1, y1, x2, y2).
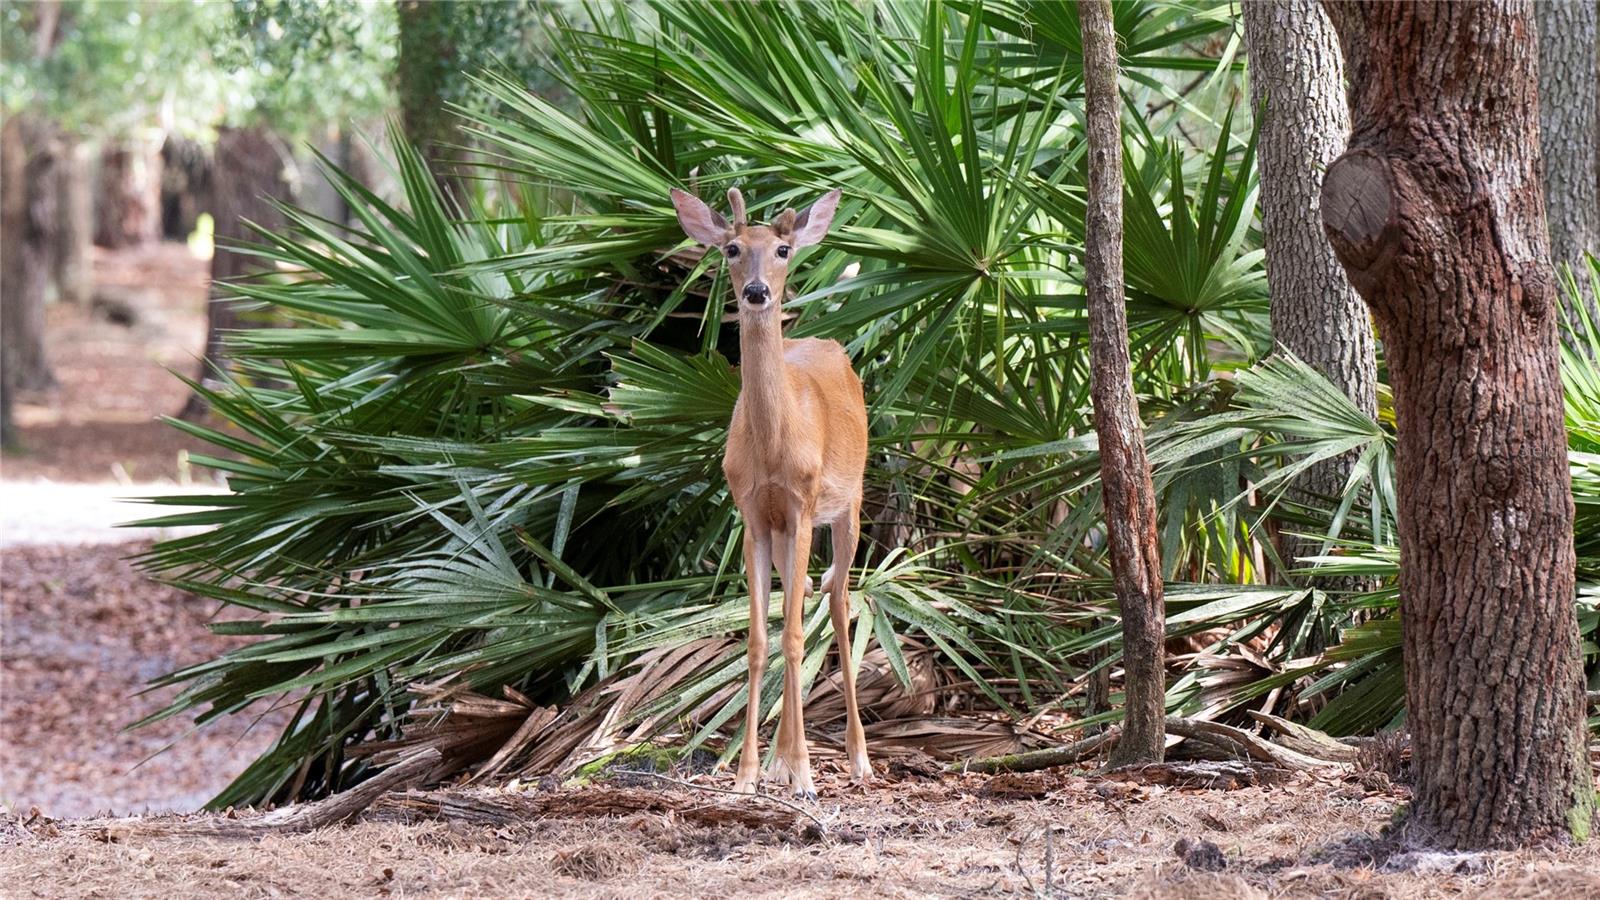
(136, 0, 1599, 807)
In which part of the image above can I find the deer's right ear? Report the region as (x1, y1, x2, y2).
(670, 189, 731, 246)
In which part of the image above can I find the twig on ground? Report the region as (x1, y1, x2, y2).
(80, 748, 442, 841)
(953, 726, 1121, 775)
(616, 770, 830, 836)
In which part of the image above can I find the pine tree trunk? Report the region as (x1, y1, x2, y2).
(94, 137, 162, 249)
(1536, 0, 1599, 333)
(1243, 0, 1381, 592)
(181, 125, 291, 419)
(1079, 0, 1166, 767)
(1320, 0, 1591, 850)
(396, 0, 467, 203)
(1, 115, 60, 393)
(53, 135, 93, 305)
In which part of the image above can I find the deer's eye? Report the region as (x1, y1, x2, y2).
(776, 245, 791, 259)
(724, 244, 740, 258)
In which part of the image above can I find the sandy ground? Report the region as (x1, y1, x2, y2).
(4, 769, 1599, 899)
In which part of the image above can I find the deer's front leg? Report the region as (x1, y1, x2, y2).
(734, 524, 771, 794)
(772, 514, 816, 799)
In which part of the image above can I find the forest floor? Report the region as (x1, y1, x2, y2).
(4, 243, 1600, 898)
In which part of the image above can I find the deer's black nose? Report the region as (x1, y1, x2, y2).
(742, 283, 771, 305)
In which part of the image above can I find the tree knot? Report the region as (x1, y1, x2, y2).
(1321, 150, 1400, 294)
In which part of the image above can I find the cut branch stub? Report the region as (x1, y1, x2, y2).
(1320, 151, 1398, 287)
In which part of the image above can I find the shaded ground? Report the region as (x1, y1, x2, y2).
(5, 767, 1599, 899)
(3, 242, 217, 484)
(0, 542, 284, 818)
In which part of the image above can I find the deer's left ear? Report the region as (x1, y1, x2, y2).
(790, 189, 842, 248)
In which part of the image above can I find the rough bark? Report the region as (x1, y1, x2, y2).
(94, 137, 162, 248)
(180, 126, 290, 420)
(53, 134, 93, 305)
(1243, 0, 1381, 590)
(1079, 0, 1167, 767)
(1, 116, 60, 393)
(1320, 0, 1591, 850)
(396, 0, 468, 203)
(1536, 0, 1600, 334)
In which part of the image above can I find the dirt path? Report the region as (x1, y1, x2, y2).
(0, 542, 284, 818)
(5, 772, 1598, 899)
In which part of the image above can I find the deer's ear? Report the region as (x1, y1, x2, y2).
(791, 189, 841, 248)
(670, 189, 731, 246)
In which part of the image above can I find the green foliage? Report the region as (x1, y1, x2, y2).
(136, 1, 1597, 806)
(1, 0, 393, 139)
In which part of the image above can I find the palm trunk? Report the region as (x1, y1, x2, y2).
(181, 125, 291, 419)
(53, 134, 93, 305)
(1536, 0, 1599, 336)
(1, 115, 60, 393)
(94, 136, 162, 249)
(1320, 0, 1591, 850)
(1243, 0, 1381, 596)
(1080, 0, 1166, 767)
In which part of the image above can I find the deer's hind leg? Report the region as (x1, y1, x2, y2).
(734, 523, 772, 794)
(828, 502, 871, 782)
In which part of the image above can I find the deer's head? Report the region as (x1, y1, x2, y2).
(670, 187, 841, 316)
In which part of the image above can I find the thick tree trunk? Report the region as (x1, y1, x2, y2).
(160, 134, 212, 242)
(1079, 0, 1166, 767)
(94, 137, 162, 248)
(1320, 0, 1591, 850)
(53, 135, 93, 305)
(396, 0, 467, 203)
(1, 116, 60, 393)
(180, 126, 291, 419)
(1243, 0, 1381, 592)
(1536, 0, 1600, 334)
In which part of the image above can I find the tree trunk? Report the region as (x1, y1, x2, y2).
(1079, 0, 1166, 767)
(1320, 0, 1591, 850)
(1, 115, 60, 393)
(53, 134, 93, 304)
(1243, 0, 1381, 592)
(1536, 0, 1600, 334)
(94, 136, 162, 248)
(160, 134, 213, 241)
(180, 125, 291, 419)
(396, 0, 468, 204)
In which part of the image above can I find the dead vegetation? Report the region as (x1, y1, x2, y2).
(6, 760, 1600, 900)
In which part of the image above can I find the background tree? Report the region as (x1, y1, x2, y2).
(1, 0, 63, 407)
(394, 0, 547, 203)
(1536, 0, 1599, 334)
(1320, 0, 1592, 849)
(1080, 0, 1166, 766)
(1242, 0, 1379, 596)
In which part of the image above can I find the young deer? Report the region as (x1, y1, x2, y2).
(670, 186, 870, 797)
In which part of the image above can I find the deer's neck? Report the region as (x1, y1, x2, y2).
(738, 313, 789, 454)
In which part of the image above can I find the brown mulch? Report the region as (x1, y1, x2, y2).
(4, 242, 215, 483)
(0, 541, 284, 818)
(5, 767, 1599, 899)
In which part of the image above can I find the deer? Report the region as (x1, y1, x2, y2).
(669, 185, 870, 798)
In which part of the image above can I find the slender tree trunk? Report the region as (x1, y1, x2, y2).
(94, 136, 162, 248)
(1243, 0, 1381, 592)
(1079, 0, 1166, 767)
(1536, 0, 1599, 334)
(1, 116, 60, 393)
(396, 0, 467, 203)
(1320, 0, 1591, 850)
(180, 125, 290, 420)
(53, 134, 93, 305)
